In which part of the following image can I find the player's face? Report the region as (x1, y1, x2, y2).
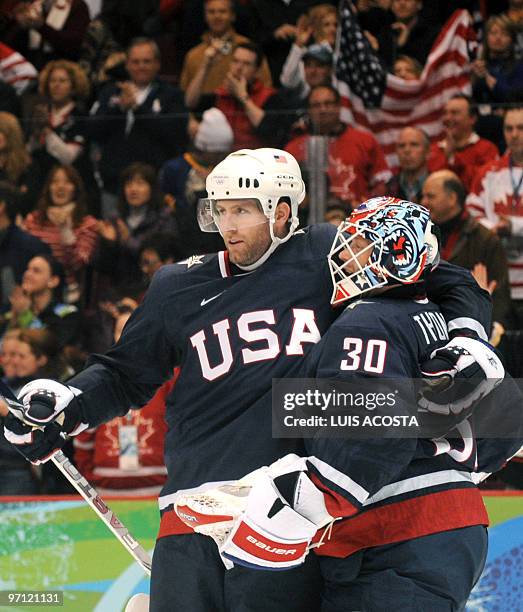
(339, 235, 372, 273)
(216, 199, 271, 266)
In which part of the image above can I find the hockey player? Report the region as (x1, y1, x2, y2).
(176, 198, 519, 611)
(3, 152, 502, 611)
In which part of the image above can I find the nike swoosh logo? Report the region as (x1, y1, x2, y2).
(200, 291, 225, 307)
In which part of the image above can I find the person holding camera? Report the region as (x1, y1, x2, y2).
(180, 0, 272, 100)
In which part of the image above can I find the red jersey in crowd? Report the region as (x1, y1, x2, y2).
(74, 373, 178, 496)
(428, 133, 499, 190)
(285, 125, 391, 207)
(466, 153, 523, 299)
(215, 79, 275, 150)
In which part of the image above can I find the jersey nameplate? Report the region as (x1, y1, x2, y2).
(411, 311, 448, 346)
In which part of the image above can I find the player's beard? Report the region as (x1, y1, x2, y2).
(225, 224, 272, 267)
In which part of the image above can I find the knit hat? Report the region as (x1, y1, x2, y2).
(195, 108, 234, 152)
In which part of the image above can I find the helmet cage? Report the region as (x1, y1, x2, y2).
(329, 197, 438, 305)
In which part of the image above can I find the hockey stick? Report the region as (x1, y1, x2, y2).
(0, 381, 152, 576)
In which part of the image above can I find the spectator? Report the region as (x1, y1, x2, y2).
(0, 112, 42, 217)
(467, 106, 523, 326)
(89, 37, 187, 218)
(386, 126, 429, 203)
(27, 59, 99, 216)
(392, 53, 422, 79)
(1, 330, 21, 385)
(160, 107, 233, 256)
(97, 162, 178, 285)
(180, 0, 272, 98)
(73, 302, 174, 497)
(279, 4, 336, 92)
(250, 0, 333, 86)
(472, 14, 523, 104)
(0, 333, 40, 495)
(13, 328, 71, 383)
(0, 181, 51, 311)
(285, 85, 391, 208)
(24, 164, 99, 303)
(3, 0, 90, 69)
(78, 0, 163, 90)
(0, 253, 81, 350)
(12, 327, 75, 494)
(139, 232, 182, 283)
(186, 42, 276, 150)
(374, 0, 440, 70)
(428, 94, 499, 191)
(324, 200, 351, 226)
(259, 44, 336, 148)
(503, 0, 523, 59)
(422, 169, 511, 331)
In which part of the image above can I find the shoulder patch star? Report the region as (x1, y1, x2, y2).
(178, 255, 205, 268)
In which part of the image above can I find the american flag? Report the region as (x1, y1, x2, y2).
(335, 3, 476, 171)
(0, 42, 37, 95)
(274, 154, 288, 164)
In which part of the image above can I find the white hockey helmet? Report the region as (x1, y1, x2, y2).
(197, 148, 306, 270)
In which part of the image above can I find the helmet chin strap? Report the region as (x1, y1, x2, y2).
(234, 216, 299, 272)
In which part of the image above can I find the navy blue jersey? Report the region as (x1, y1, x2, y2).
(67, 224, 492, 530)
(300, 297, 522, 557)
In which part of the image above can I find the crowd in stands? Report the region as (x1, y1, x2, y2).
(0, 0, 522, 495)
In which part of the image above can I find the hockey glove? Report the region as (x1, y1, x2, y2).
(175, 454, 335, 571)
(3, 379, 87, 465)
(419, 337, 504, 415)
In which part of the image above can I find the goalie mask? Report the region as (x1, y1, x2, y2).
(329, 197, 440, 305)
(197, 148, 305, 270)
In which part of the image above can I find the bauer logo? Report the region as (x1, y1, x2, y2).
(245, 535, 297, 555)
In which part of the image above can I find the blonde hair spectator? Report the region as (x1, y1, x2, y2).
(304, 4, 337, 47)
(0, 112, 31, 184)
(393, 55, 422, 80)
